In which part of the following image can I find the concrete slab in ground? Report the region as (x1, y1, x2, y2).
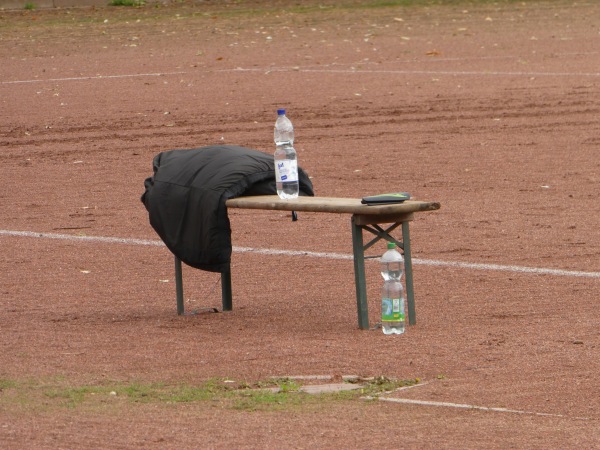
(257, 383, 365, 395)
(300, 383, 364, 394)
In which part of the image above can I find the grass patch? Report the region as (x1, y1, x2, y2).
(23, 2, 35, 9)
(0, 376, 419, 413)
(44, 385, 114, 408)
(109, 0, 145, 7)
(0, 0, 554, 31)
(0, 378, 18, 390)
(359, 375, 418, 396)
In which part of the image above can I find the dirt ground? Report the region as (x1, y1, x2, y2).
(1, 0, 599, 448)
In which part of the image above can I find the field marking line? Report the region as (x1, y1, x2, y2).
(0, 71, 187, 85)
(1, 229, 599, 279)
(4, 63, 600, 85)
(226, 67, 600, 78)
(375, 397, 593, 421)
(0, 229, 164, 247)
(408, 258, 600, 278)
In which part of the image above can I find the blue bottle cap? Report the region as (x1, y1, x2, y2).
(277, 109, 286, 115)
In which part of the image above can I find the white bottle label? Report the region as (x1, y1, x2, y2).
(275, 160, 298, 183)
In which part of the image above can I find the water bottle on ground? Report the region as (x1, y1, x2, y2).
(274, 109, 299, 199)
(380, 242, 406, 335)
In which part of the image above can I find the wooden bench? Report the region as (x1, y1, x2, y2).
(173, 196, 440, 329)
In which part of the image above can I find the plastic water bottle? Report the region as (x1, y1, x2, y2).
(274, 108, 294, 146)
(274, 109, 299, 199)
(380, 242, 406, 335)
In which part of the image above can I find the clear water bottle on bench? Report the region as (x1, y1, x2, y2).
(380, 242, 406, 335)
(274, 109, 299, 199)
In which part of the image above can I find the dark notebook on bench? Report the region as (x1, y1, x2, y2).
(361, 192, 411, 205)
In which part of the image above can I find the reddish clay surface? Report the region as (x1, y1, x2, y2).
(1, 1, 599, 448)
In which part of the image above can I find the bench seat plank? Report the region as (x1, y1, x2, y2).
(226, 195, 440, 215)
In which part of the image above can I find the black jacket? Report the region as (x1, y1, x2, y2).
(141, 145, 314, 272)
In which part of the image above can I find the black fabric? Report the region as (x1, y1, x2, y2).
(141, 145, 314, 272)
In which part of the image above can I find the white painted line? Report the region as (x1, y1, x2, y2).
(235, 245, 352, 261)
(236, 246, 600, 278)
(376, 397, 592, 421)
(0, 71, 188, 85)
(226, 67, 600, 78)
(415, 258, 600, 278)
(372, 381, 430, 397)
(1, 229, 599, 279)
(389, 381, 429, 393)
(4, 62, 599, 86)
(0, 229, 163, 247)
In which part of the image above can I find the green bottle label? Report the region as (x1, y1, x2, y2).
(382, 298, 405, 322)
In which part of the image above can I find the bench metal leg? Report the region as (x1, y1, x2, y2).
(174, 256, 184, 315)
(352, 213, 417, 329)
(174, 256, 233, 314)
(351, 216, 370, 330)
(221, 268, 232, 311)
(173, 218, 415, 328)
(402, 221, 416, 325)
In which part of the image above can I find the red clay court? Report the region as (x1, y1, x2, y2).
(1, 1, 599, 447)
